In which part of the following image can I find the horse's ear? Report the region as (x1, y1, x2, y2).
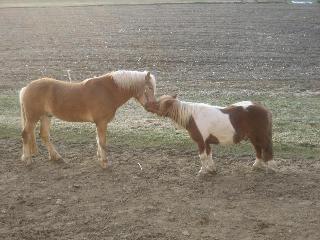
(172, 94, 177, 99)
(145, 72, 151, 81)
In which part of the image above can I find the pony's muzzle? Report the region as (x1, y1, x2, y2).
(144, 101, 160, 114)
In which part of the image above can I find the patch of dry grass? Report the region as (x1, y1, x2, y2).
(1, 79, 319, 160)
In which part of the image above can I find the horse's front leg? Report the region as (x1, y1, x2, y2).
(96, 121, 110, 169)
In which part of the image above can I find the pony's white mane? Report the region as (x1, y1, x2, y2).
(111, 70, 156, 92)
(168, 101, 202, 128)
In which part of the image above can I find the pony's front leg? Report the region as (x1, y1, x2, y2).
(198, 152, 209, 175)
(206, 148, 217, 174)
(96, 121, 110, 169)
(198, 143, 216, 175)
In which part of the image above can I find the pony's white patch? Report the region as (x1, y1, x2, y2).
(232, 101, 253, 109)
(169, 101, 235, 145)
(111, 70, 156, 92)
(195, 104, 235, 145)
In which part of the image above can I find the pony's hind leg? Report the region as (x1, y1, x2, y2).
(40, 115, 61, 161)
(96, 121, 109, 169)
(251, 143, 267, 171)
(21, 121, 37, 165)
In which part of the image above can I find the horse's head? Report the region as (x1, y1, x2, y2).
(134, 72, 156, 106)
(145, 94, 177, 117)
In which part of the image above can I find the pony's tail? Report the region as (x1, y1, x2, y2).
(263, 111, 273, 162)
(19, 87, 27, 129)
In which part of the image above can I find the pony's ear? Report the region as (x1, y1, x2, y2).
(145, 72, 151, 81)
(172, 94, 177, 99)
(164, 99, 175, 109)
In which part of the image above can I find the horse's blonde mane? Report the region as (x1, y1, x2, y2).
(168, 101, 199, 128)
(111, 70, 156, 92)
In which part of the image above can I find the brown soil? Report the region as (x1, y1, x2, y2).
(0, 3, 319, 240)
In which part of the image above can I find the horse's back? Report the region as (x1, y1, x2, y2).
(21, 78, 59, 116)
(22, 78, 89, 121)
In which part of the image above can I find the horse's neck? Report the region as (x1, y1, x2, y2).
(113, 87, 136, 108)
(87, 76, 136, 109)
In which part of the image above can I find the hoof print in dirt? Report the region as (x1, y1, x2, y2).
(50, 157, 67, 165)
(197, 170, 216, 180)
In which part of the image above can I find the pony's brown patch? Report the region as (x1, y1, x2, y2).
(221, 103, 273, 162)
(186, 116, 205, 154)
(206, 134, 220, 145)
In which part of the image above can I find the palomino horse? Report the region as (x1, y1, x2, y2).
(20, 70, 156, 168)
(145, 95, 273, 175)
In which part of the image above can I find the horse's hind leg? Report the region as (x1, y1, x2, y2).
(21, 121, 37, 165)
(96, 121, 109, 169)
(40, 115, 61, 161)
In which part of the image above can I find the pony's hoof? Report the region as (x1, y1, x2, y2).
(197, 168, 216, 178)
(206, 165, 217, 175)
(207, 169, 217, 175)
(197, 171, 214, 181)
(252, 159, 267, 171)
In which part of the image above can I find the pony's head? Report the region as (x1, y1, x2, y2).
(134, 72, 157, 106)
(145, 94, 177, 116)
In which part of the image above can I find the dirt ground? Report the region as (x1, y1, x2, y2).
(0, 3, 320, 240)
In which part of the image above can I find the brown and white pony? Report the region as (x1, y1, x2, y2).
(19, 70, 156, 168)
(145, 95, 273, 175)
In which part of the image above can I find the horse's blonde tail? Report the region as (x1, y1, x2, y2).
(19, 87, 27, 129)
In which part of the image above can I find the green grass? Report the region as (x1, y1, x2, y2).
(1, 85, 319, 160)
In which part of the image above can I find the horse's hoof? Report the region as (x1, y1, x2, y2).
(52, 158, 66, 164)
(100, 160, 110, 169)
(21, 155, 32, 165)
(26, 158, 33, 166)
(49, 153, 62, 161)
